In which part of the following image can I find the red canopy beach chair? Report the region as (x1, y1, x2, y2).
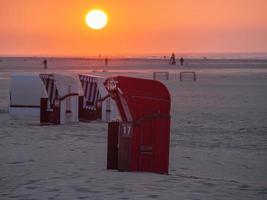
(105, 76, 171, 174)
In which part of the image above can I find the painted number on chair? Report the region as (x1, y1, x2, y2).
(122, 124, 132, 137)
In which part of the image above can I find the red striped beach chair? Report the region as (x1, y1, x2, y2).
(78, 75, 102, 121)
(40, 74, 79, 125)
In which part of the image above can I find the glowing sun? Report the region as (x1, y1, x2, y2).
(85, 9, 108, 30)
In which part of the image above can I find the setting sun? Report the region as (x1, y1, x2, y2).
(85, 9, 108, 30)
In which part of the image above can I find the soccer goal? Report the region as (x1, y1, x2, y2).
(179, 71, 196, 81)
(153, 72, 170, 80)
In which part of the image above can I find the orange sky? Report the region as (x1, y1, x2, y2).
(0, 0, 266, 56)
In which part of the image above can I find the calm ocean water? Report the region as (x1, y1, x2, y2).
(0, 53, 267, 72)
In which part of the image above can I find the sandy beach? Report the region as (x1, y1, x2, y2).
(0, 57, 266, 199)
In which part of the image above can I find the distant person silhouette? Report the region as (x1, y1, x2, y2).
(105, 57, 108, 66)
(43, 59, 47, 69)
(180, 57, 184, 66)
(169, 53, 176, 65)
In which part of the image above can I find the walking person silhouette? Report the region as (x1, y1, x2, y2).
(43, 59, 48, 69)
(169, 53, 176, 65)
(180, 57, 184, 66)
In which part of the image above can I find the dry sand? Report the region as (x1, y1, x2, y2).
(0, 58, 267, 199)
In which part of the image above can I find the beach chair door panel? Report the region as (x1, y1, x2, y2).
(138, 121, 154, 172)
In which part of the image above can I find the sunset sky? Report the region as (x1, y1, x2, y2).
(0, 0, 266, 56)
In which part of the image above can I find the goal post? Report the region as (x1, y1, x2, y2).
(153, 72, 170, 80)
(179, 71, 196, 81)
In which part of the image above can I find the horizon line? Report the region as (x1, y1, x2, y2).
(1, 51, 267, 58)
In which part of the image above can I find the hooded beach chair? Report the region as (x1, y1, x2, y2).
(40, 73, 79, 125)
(78, 74, 119, 122)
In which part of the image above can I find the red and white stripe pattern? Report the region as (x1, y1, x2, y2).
(79, 75, 101, 111)
(40, 74, 59, 109)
